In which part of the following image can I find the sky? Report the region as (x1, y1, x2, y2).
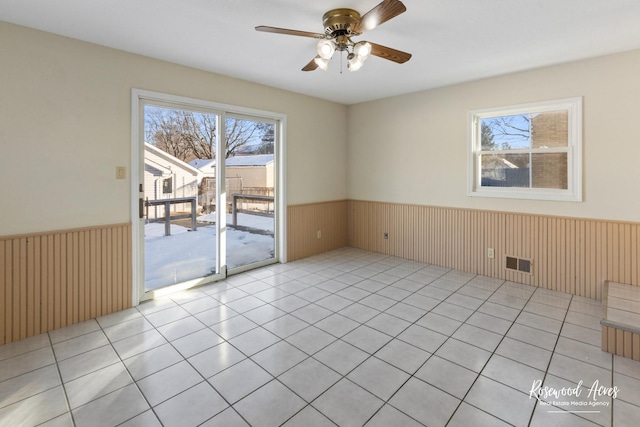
(482, 113, 532, 150)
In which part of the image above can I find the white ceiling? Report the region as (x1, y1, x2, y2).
(2, 0, 640, 105)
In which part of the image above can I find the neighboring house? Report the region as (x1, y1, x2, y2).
(144, 143, 201, 219)
(189, 158, 216, 178)
(190, 154, 275, 213)
(530, 111, 568, 189)
(481, 157, 525, 187)
(226, 154, 274, 189)
(189, 154, 274, 188)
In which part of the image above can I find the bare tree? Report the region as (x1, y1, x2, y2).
(482, 115, 531, 168)
(483, 115, 531, 149)
(145, 108, 192, 161)
(178, 111, 216, 161)
(224, 118, 261, 158)
(145, 107, 268, 161)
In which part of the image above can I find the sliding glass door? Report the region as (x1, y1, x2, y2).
(142, 105, 220, 292)
(132, 91, 283, 300)
(225, 115, 276, 272)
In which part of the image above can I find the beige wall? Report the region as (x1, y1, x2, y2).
(0, 21, 348, 236)
(347, 49, 640, 223)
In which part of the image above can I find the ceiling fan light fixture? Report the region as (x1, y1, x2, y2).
(353, 41, 372, 60)
(348, 55, 365, 72)
(314, 56, 330, 71)
(317, 39, 336, 59)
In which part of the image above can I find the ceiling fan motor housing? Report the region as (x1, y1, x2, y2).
(322, 8, 361, 36)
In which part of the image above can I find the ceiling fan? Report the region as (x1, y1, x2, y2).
(255, 0, 412, 72)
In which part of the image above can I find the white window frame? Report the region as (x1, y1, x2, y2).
(467, 97, 582, 202)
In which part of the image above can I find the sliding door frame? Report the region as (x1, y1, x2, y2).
(130, 89, 287, 305)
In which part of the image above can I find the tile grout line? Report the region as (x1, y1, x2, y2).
(47, 331, 76, 427)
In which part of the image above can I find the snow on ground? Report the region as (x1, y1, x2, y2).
(198, 212, 274, 232)
(144, 213, 274, 290)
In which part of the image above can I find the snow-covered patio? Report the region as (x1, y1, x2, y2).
(144, 213, 274, 290)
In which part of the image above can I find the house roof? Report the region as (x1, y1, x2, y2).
(189, 158, 216, 172)
(189, 154, 274, 171)
(145, 143, 201, 176)
(227, 154, 274, 167)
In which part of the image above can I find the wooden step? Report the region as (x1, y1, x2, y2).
(601, 281, 640, 360)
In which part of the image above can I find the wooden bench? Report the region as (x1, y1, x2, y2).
(601, 281, 640, 361)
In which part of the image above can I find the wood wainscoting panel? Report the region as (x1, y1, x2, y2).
(602, 326, 640, 361)
(287, 200, 348, 262)
(348, 200, 639, 300)
(0, 223, 132, 345)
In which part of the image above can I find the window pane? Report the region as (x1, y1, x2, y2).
(531, 110, 568, 148)
(143, 105, 218, 291)
(225, 118, 276, 270)
(481, 152, 568, 190)
(480, 153, 530, 187)
(531, 152, 568, 189)
(481, 114, 531, 150)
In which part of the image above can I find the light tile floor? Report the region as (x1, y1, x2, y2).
(1, 247, 640, 426)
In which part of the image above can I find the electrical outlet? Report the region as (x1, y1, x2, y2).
(487, 248, 495, 259)
(384, 232, 389, 239)
(317, 230, 321, 239)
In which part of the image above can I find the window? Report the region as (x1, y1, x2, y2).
(468, 97, 582, 201)
(162, 177, 173, 194)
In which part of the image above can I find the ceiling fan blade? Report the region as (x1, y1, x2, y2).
(369, 42, 412, 64)
(255, 25, 325, 39)
(302, 56, 320, 72)
(351, 0, 407, 34)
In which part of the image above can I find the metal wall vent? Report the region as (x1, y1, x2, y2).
(506, 256, 532, 274)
